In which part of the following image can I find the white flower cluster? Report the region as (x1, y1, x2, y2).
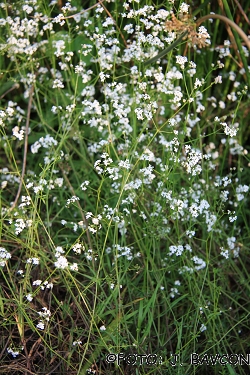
(169, 244, 192, 257)
(18, 195, 32, 209)
(235, 184, 249, 201)
(73, 339, 82, 346)
(182, 146, 203, 176)
(27, 257, 40, 265)
(54, 255, 68, 270)
(176, 55, 188, 69)
(54, 246, 68, 270)
(65, 195, 80, 207)
(192, 256, 206, 270)
(13, 218, 32, 235)
(221, 122, 238, 137)
(33, 279, 53, 290)
(135, 100, 158, 121)
(54, 246, 79, 271)
(12, 126, 24, 140)
(0, 14, 47, 57)
(179, 2, 190, 14)
(169, 280, 181, 298)
(0, 0, 248, 334)
(220, 237, 241, 259)
(37, 307, 52, 330)
(200, 323, 207, 332)
(31, 134, 58, 154)
(52, 78, 64, 89)
(83, 248, 96, 261)
(0, 247, 11, 267)
(106, 244, 139, 261)
(7, 346, 23, 358)
(72, 243, 85, 254)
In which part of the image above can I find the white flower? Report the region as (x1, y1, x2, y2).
(220, 122, 237, 137)
(72, 243, 84, 254)
(179, 2, 190, 13)
(100, 325, 106, 331)
(38, 307, 51, 321)
(65, 195, 80, 207)
(200, 323, 207, 332)
(198, 26, 210, 40)
(0, 247, 11, 267)
(26, 293, 33, 302)
(135, 108, 144, 120)
(54, 256, 68, 269)
(80, 181, 90, 190)
(12, 126, 24, 140)
(192, 256, 206, 270)
(214, 75, 222, 84)
(220, 248, 229, 259)
(55, 246, 64, 255)
(26, 257, 40, 265)
(235, 184, 249, 201)
(70, 263, 78, 271)
(118, 160, 131, 170)
(92, 217, 99, 225)
(33, 280, 42, 286)
(7, 347, 21, 357)
(37, 321, 45, 330)
(169, 287, 179, 298)
(99, 72, 110, 82)
(52, 79, 64, 88)
(73, 340, 82, 346)
(169, 245, 184, 256)
(186, 230, 195, 238)
(194, 78, 203, 89)
(176, 55, 188, 69)
(1, 180, 7, 189)
(53, 13, 65, 26)
(15, 218, 30, 235)
(31, 141, 42, 154)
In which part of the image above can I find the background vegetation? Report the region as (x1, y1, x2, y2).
(0, 0, 250, 374)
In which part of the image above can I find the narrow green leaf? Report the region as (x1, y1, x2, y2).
(144, 31, 188, 66)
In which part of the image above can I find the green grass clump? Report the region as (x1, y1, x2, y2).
(0, 0, 250, 374)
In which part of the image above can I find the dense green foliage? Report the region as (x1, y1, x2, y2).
(0, 0, 250, 374)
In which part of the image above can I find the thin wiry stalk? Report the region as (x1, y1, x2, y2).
(9, 84, 34, 212)
(0, 83, 19, 100)
(232, 0, 250, 25)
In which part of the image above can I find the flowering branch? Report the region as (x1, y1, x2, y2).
(10, 85, 34, 211)
(196, 14, 250, 50)
(144, 13, 250, 66)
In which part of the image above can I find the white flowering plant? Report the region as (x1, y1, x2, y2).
(0, 0, 250, 374)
